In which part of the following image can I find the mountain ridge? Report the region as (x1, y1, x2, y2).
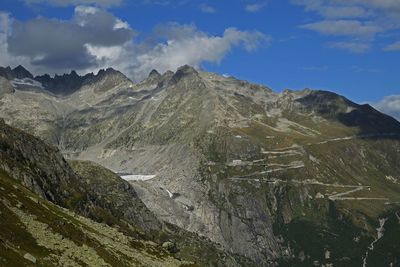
(0, 65, 133, 96)
(1, 64, 400, 266)
(0, 63, 398, 124)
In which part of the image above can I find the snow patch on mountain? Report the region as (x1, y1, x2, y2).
(120, 174, 156, 181)
(11, 78, 43, 89)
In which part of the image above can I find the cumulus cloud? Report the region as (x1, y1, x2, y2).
(23, 0, 123, 7)
(245, 3, 267, 13)
(374, 95, 400, 121)
(6, 6, 134, 70)
(0, 9, 269, 81)
(0, 12, 33, 69)
(130, 24, 269, 79)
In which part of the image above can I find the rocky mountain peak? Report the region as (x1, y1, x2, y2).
(12, 65, 34, 79)
(148, 69, 161, 79)
(176, 64, 198, 75)
(0, 65, 34, 80)
(169, 65, 199, 84)
(164, 70, 174, 76)
(95, 68, 129, 82)
(35, 71, 87, 95)
(69, 70, 79, 77)
(97, 67, 116, 76)
(78, 67, 132, 95)
(296, 90, 354, 112)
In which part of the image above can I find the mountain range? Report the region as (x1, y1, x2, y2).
(0, 64, 399, 266)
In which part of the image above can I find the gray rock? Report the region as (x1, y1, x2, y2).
(0, 77, 14, 97)
(162, 241, 176, 252)
(23, 253, 36, 263)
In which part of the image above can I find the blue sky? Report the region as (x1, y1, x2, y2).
(0, 0, 399, 117)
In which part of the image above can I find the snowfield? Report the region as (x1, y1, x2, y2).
(11, 78, 44, 88)
(120, 174, 156, 181)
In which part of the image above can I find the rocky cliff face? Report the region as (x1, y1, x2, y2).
(0, 77, 14, 97)
(0, 65, 34, 80)
(0, 118, 249, 266)
(0, 118, 159, 232)
(1, 65, 400, 266)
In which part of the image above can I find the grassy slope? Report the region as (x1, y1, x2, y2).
(196, 98, 400, 265)
(0, 170, 189, 267)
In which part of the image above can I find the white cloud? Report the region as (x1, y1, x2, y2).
(338, 0, 400, 12)
(328, 41, 370, 53)
(114, 18, 130, 30)
(293, 0, 400, 52)
(0, 12, 11, 33)
(23, 0, 123, 7)
(328, 42, 370, 53)
(350, 65, 381, 73)
(74, 5, 98, 14)
(374, 95, 400, 121)
(130, 25, 269, 80)
(384, 41, 400, 51)
(200, 3, 216, 14)
(0, 12, 33, 70)
(300, 20, 382, 38)
(0, 11, 269, 81)
(293, 0, 400, 19)
(317, 5, 369, 18)
(301, 65, 327, 71)
(245, 3, 267, 13)
(292, 0, 370, 18)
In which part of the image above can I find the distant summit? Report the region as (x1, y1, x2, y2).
(0, 65, 34, 80)
(13, 65, 34, 79)
(170, 65, 199, 84)
(35, 70, 92, 95)
(0, 65, 132, 96)
(148, 69, 161, 79)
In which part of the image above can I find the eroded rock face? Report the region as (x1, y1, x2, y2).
(1, 65, 400, 266)
(0, 77, 14, 97)
(0, 119, 160, 233)
(0, 65, 33, 80)
(0, 118, 250, 266)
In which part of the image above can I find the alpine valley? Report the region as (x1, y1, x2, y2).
(0, 64, 399, 267)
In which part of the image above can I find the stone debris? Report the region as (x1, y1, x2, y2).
(23, 253, 36, 263)
(162, 241, 176, 253)
(325, 250, 331, 259)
